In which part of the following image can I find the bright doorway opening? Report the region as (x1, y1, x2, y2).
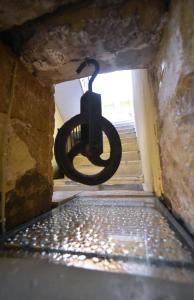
(80, 70, 134, 123)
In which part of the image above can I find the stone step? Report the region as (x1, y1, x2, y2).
(103, 130, 136, 140)
(54, 180, 99, 191)
(110, 160, 142, 177)
(75, 160, 142, 177)
(115, 123, 135, 130)
(98, 137, 138, 153)
(54, 180, 143, 191)
(121, 151, 140, 161)
(118, 130, 136, 137)
(113, 121, 135, 127)
(120, 135, 138, 143)
(58, 174, 143, 187)
(120, 140, 139, 152)
(105, 175, 144, 185)
(117, 127, 136, 134)
(74, 150, 140, 165)
(102, 138, 138, 153)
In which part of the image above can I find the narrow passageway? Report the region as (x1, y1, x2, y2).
(1, 62, 194, 300)
(1, 67, 194, 299)
(1, 1, 194, 299)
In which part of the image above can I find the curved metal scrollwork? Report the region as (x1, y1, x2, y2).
(54, 58, 122, 185)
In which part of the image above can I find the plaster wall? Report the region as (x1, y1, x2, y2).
(54, 80, 82, 121)
(0, 42, 54, 229)
(132, 69, 163, 195)
(155, 0, 194, 233)
(52, 104, 63, 176)
(52, 80, 82, 177)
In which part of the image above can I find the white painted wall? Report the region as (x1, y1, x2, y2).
(54, 79, 83, 121)
(132, 69, 163, 195)
(52, 105, 64, 173)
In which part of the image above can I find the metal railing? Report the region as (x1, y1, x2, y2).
(66, 125, 81, 153)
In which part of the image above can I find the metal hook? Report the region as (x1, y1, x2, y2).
(76, 58, 100, 92)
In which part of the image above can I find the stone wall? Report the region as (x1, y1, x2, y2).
(154, 0, 194, 233)
(0, 42, 54, 230)
(0, 0, 77, 31)
(2, 0, 168, 85)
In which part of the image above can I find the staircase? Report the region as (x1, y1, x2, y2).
(54, 120, 143, 191)
(104, 120, 143, 186)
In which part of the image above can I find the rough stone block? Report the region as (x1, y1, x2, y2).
(154, 0, 194, 234)
(0, 42, 54, 230)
